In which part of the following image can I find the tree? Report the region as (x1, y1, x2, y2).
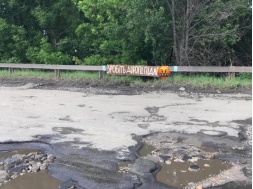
(166, 0, 252, 66)
(0, 18, 28, 62)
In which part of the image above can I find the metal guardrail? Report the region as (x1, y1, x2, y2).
(0, 63, 107, 79)
(0, 63, 251, 79)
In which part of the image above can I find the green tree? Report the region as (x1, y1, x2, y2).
(0, 18, 28, 62)
(167, 0, 252, 66)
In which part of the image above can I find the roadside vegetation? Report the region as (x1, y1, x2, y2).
(0, 69, 251, 89)
(0, 0, 251, 67)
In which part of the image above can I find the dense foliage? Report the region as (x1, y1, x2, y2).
(0, 0, 251, 66)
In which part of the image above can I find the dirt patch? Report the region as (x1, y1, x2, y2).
(0, 77, 251, 95)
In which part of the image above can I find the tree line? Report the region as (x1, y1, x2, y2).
(0, 0, 251, 66)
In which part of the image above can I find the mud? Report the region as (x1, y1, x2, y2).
(0, 77, 251, 95)
(0, 172, 60, 189)
(156, 159, 231, 188)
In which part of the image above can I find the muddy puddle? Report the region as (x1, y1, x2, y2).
(0, 149, 60, 189)
(0, 172, 60, 189)
(156, 159, 231, 188)
(138, 143, 231, 188)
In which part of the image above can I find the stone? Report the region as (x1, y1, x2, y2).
(188, 165, 200, 171)
(40, 163, 47, 170)
(11, 173, 18, 179)
(0, 170, 8, 182)
(182, 154, 192, 161)
(59, 179, 75, 189)
(159, 155, 171, 162)
(9, 165, 27, 174)
(129, 158, 157, 176)
(27, 152, 37, 158)
(30, 162, 40, 173)
(204, 164, 210, 167)
(179, 87, 185, 91)
(165, 160, 171, 165)
(12, 154, 26, 161)
(242, 167, 252, 178)
(47, 154, 54, 162)
(4, 157, 20, 169)
(34, 154, 44, 160)
(0, 158, 4, 164)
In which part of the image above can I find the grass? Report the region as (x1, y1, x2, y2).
(0, 69, 251, 89)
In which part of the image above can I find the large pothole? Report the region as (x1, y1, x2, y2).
(0, 149, 60, 189)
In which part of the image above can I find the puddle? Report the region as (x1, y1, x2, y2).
(138, 144, 156, 156)
(156, 159, 231, 188)
(0, 172, 61, 189)
(0, 149, 40, 159)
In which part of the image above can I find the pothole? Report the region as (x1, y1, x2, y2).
(137, 142, 232, 188)
(0, 149, 60, 189)
(156, 159, 231, 188)
(0, 172, 60, 189)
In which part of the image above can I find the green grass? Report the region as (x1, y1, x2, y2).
(0, 69, 251, 89)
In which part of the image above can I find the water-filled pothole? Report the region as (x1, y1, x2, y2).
(0, 149, 60, 189)
(156, 159, 231, 188)
(138, 143, 232, 188)
(0, 172, 60, 189)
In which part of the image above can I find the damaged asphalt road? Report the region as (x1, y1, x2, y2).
(0, 82, 251, 189)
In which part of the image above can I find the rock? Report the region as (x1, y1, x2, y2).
(34, 154, 44, 160)
(204, 164, 210, 167)
(242, 167, 252, 178)
(40, 163, 47, 171)
(159, 155, 171, 162)
(11, 173, 18, 179)
(47, 154, 54, 162)
(59, 179, 75, 189)
(4, 156, 20, 169)
(188, 165, 200, 171)
(129, 158, 157, 176)
(182, 155, 192, 161)
(0, 170, 8, 182)
(30, 162, 40, 172)
(12, 154, 26, 161)
(179, 87, 185, 91)
(27, 152, 36, 159)
(165, 160, 171, 165)
(9, 165, 27, 174)
(41, 157, 47, 161)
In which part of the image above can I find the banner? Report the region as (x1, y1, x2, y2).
(107, 65, 159, 77)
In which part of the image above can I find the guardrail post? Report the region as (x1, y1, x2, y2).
(9, 68, 14, 74)
(55, 69, 61, 78)
(227, 66, 235, 79)
(99, 71, 105, 79)
(99, 65, 106, 79)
